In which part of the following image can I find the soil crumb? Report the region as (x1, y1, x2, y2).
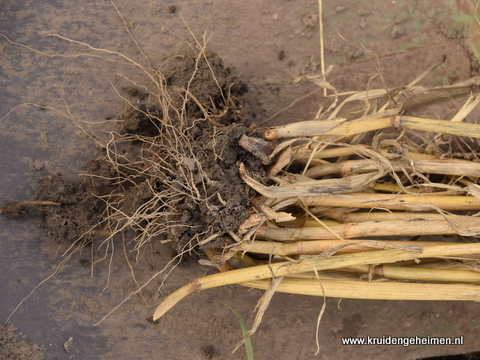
(0, 201, 29, 219)
(0, 324, 45, 360)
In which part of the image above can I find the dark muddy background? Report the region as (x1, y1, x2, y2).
(1, 0, 480, 359)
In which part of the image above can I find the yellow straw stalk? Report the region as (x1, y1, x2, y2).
(241, 278, 480, 301)
(154, 243, 480, 320)
(264, 116, 480, 140)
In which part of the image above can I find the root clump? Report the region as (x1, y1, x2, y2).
(32, 50, 261, 256)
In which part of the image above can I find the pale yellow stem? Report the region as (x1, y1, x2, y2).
(256, 216, 480, 241)
(241, 277, 480, 301)
(265, 116, 480, 140)
(233, 239, 459, 256)
(153, 243, 480, 319)
(345, 264, 480, 284)
(300, 193, 480, 211)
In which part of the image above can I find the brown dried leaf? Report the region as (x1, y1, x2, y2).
(267, 146, 292, 177)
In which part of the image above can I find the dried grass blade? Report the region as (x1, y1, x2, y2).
(233, 276, 284, 353)
(239, 163, 382, 198)
(451, 93, 480, 122)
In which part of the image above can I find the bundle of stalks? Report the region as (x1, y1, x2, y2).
(153, 68, 480, 349)
(3, 2, 479, 355)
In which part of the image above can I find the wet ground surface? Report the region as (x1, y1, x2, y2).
(1, 0, 480, 359)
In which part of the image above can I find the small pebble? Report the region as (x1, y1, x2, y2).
(32, 159, 44, 171)
(390, 24, 406, 38)
(359, 17, 366, 29)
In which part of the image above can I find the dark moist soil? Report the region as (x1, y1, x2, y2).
(35, 174, 104, 244)
(31, 50, 261, 254)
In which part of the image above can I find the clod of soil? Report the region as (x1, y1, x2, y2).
(0, 200, 29, 219)
(118, 104, 162, 137)
(35, 174, 104, 244)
